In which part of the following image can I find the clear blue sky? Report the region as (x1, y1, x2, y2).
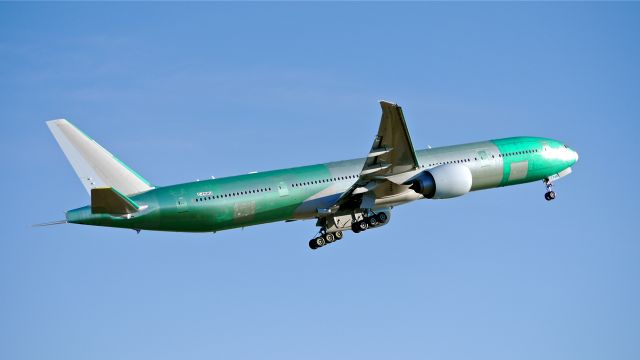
(1, 2, 639, 360)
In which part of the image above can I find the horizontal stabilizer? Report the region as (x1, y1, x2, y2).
(91, 187, 140, 214)
(46, 119, 154, 196)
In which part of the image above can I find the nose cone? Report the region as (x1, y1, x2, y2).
(570, 148, 579, 164)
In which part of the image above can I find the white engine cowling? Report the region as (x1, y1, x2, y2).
(408, 164, 473, 199)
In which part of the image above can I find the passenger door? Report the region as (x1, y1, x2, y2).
(176, 196, 189, 213)
(477, 150, 491, 167)
(277, 181, 289, 197)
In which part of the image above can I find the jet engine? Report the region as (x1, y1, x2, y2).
(408, 164, 473, 199)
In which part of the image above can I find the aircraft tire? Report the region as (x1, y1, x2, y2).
(309, 237, 325, 249)
(546, 191, 556, 201)
(376, 212, 388, 224)
(325, 233, 335, 243)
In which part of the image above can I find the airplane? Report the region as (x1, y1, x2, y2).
(41, 101, 579, 249)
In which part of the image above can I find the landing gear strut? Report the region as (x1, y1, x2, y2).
(544, 179, 556, 201)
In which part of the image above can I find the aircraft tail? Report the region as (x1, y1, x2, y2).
(46, 119, 154, 196)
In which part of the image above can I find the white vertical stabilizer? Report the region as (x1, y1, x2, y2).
(46, 119, 154, 196)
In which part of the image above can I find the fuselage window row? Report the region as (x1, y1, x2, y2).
(195, 148, 543, 203)
(291, 174, 358, 188)
(195, 187, 272, 203)
(421, 148, 541, 168)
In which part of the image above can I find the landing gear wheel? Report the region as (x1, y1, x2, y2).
(334, 230, 343, 240)
(376, 212, 388, 224)
(325, 233, 335, 243)
(543, 179, 556, 202)
(352, 220, 368, 233)
(309, 236, 325, 249)
(367, 216, 378, 227)
(545, 191, 556, 201)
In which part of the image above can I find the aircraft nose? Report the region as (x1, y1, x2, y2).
(569, 147, 579, 163)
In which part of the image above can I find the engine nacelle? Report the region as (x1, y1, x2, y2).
(408, 164, 472, 199)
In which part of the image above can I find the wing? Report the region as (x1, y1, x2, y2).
(334, 101, 420, 209)
(362, 101, 419, 177)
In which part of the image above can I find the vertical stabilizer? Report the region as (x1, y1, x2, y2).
(46, 119, 154, 196)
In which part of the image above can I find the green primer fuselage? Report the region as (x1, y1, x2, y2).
(66, 136, 578, 232)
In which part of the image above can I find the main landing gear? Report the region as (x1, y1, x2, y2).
(308, 230, 343, 250)
(544, 179, 556, 201)
(351, 212, 388, 234)
(308, 211, 390, 250)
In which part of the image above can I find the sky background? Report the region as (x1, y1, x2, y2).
(1, 2, 639, 360)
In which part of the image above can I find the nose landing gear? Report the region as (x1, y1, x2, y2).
(544, 179, 556, 201)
